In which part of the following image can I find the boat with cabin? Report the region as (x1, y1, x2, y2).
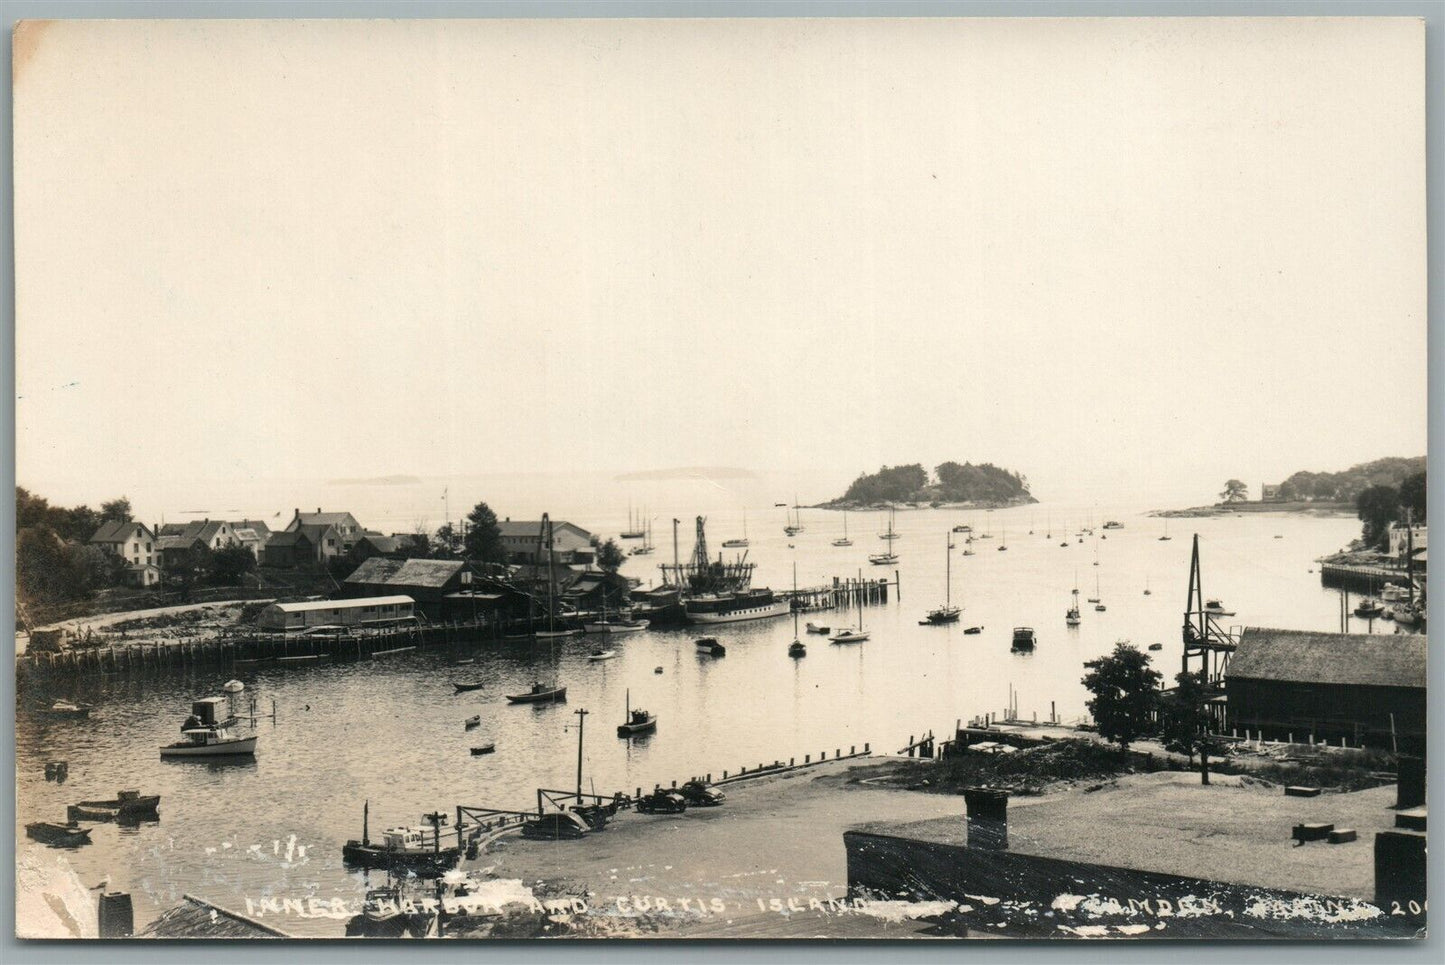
(67, 790, 160, 824)
(1011, 627, 1037, 652)
(160, 697, 258, 758)
(617, 690, 657, 736)
(588, 649, 618, 661)
(342, 802, 463, 874)
(686, 588, 789, 624)
(721, 510, 750, 548)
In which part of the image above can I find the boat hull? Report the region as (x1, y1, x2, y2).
(829, 632, 870, 643)
(583, 621, 649, 634)
(617, 717, 657, 736)
(505, 687, 567, 704)
(342, 841, 461, 874)
(26, 822, 92, 847)
(687, 601, 790, 624)
(160, 736, 258, 758)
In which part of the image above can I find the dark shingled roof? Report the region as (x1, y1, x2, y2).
(1228, 627, 1426, 690)
(345, 557, 464, 588)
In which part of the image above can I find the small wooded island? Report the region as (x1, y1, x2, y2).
(817, 462, 1037, 510)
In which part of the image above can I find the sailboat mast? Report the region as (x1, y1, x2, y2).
(945, 531, 951, 606)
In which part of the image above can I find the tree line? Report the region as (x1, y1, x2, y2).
(840, 461, 1031, 505)
(1356, 469, 1426, 552)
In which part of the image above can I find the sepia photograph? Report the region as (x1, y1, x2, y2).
(9, 10, 1431, 945)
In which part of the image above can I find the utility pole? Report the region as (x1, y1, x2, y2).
(573, 708, 588, 800)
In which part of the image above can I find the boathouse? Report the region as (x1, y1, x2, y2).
(256, 595, 416, 632)
(1225, 627, 1426, 751)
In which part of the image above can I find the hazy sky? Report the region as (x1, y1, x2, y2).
(15, 17, 1427, 512)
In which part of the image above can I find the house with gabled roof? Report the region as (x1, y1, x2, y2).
(263, 523, 343, 568)
(285, 508, 363, 549)
(90, 520, 162, 586)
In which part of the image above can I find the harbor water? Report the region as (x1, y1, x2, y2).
(16, 493, 1367, 935)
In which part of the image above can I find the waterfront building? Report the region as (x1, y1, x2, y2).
(340, 557, 512, 620)
(90, 520, 162, 586)
(256, 594, 416, 631)
(1224, 627, 1426, 751)
(497, 519, 595, 564)
(1386, 522, 1427, 560)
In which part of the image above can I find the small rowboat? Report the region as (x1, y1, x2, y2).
(470, 744, 496, 756)
(453, 681, 486, 693)
(588, 650, 618, 662)
(26, 821, 92, 847)
(455, 658, 475, 666)
(464, 715, 481, 729)
(45, 701, 90, 719)
(68, 791, 159, 824)
(506, 684, 567, 704)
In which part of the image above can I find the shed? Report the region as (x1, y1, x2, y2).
(257, 595, 416, 631)
(1225, 627, 1426, 750)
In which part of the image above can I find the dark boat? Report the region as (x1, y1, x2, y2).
(788, 640, 807, 658)
(470, 744, 496, 756)
(341, 802, 463, 875)
(233, 657, 277, 669)
(694, 638, 726, 656)
(453, 681, 486, 693)
(1011, 627, 1037, 652)
(25, 821, 92, 847)
(1148, 643, 1163, 651)
(464, 715, 481, 729)
(505, 682, 567, 704)
(963, 626, 983, 634)
(618, 690, 657, 736)
(67, 790, 160, 824)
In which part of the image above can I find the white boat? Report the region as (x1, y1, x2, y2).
(686, 592, 790, 624)
(534, 628, 581, 639)
(877, 507, 900, 540)
(161, 726, 257, 758)
(830, 576, 871, 643)
(1066, 586, 1081, 627)
(1381, 583, 1411, 603)
(721, 510, 750, 548)
(832, 510, 853, 547)
(1204, 599, 1234, 617)
(587, 650, 618, 661)
(583, 618, 650, 634)
(805, 622, 831, 634)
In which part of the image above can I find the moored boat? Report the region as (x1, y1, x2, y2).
(1011, 627, 1036, 652)
(160, 696, 257, 758)
(587, 649, 618, 661)
(505, 682, 567, 704)
(583, 618, 650, 635)
(470, 744, 496, 756)
(788, 640, 807, 658)
(464, 715, 481, 729)
(617, 691, 657, 736)
(67, 790, 159, 824)
(686, 589, 789, 624)
(342, 803, 463, 874)
(26, 821, 92, 847)
(694, 637, 726, 656)
(805, 622, 830, 634)
(453, 681, 486, 693)
(44, 700, 90, 719)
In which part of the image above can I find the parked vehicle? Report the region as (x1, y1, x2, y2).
(635, 790, 688, 815)
(676, 781, 726, 807)
(521, 812, 590, 840)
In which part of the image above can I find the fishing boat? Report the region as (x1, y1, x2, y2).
(160, 697, 257, 758)
(830, 579, 871, 643)
(1066, 586, 1081, 627)
(789, 640, 807, 658)
(25, 821, 92, 847)
(453, 680, 486, 693)
(963, 626, 983, 635)
(832, 511, 853, 547)
(921, 532, 961, 625)
(1354, 597, 1384, 618)
(44, 700, 90, 719)
(506, 682, 568, 704)
(694, 637, 726, 656)
(587, 649, 618, 661)
(469, 744, 496, 756)
(67, 790, 160, 824)
(342, 802, 463, 873)
(721, 510, 750, 548)
(617, 689, 657, 736)
(1011, 627, 1037, 652)
(805, 622, 830, 634)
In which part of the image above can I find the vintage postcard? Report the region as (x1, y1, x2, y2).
(13, 16, 1427, 941)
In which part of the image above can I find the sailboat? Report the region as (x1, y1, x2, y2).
(722, 510, 749, 548)
(869, 508, 898, 565)
(789, 562, 807, 657)
(1066, 586, 1081, 627)
(1093, 572, 1107, 612)
(921, 533, 961, 625)
(616, 689, 657, 736)
(621, 503, 645, 540)
(784, 497, 805, 536)
(832, 511, 853, 547)
(509, 515, 568, 704)
(1144, 576, 1152, 596)
(1158, 518, 1172, 541)
(997, 527, 1008, 551)
(630, 518, 656, 556)
(829, 577, 870, 643)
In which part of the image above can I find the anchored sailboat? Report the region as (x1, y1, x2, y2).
(722, 510, 749, 548)
(921, 532, 961, 625)
(830, 572, 871, 643)
(869, 508, 898, 565)
(832, 511, 853, 547)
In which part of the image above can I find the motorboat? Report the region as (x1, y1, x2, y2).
(343, 804, 464, 873)
(583, 618, 650, 635)
(694, 637, 726, 656)
(1354, 598, 1384, 618)
(1011, 627, 1036, 652)
(505, 682, 567, 704)
(1103, 521, 1123, 529)
(469, 744, 496, 756)
(686, 589, 789, 624)
(617, 692, 657, 736)
(587, 649, 618, 661)
(44, 700, 90, 719)
(464, 715, 481, 729)
(453, 681, 486, 693)
(805, 622, 830, 634)
(67, 790, 160, 824)
(788, 640, 807, 658)
(1204, 600, 1235, 617)
(161, 726, 258, 758)
(25, 821, 92, 847)
(963, 626, 983, 635)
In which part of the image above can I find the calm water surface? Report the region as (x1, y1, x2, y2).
(16, 502, 1366, 934)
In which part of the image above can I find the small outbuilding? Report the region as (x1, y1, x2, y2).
(256, 595, 416, 632)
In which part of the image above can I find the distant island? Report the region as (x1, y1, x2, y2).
(1154, 455, 1425, 517)
(817, 462, 1036, 510)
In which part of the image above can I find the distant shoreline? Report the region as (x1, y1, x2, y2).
(810, 496, 1038, 512)
(1150, 501, 1355, 519)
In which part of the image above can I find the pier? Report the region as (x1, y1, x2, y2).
(1318, 562, 1415, 594)
(780, 574, 896, 611)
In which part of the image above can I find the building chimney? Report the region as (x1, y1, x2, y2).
(963, 787, 1009, 850)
